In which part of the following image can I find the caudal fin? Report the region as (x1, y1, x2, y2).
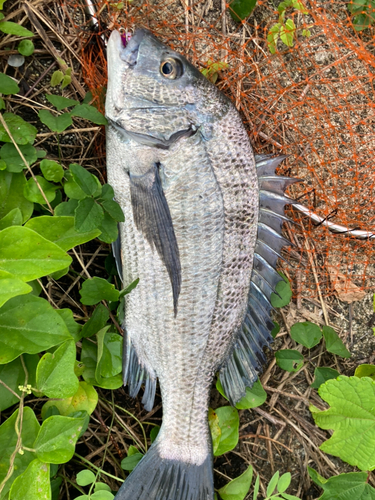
(114, 442, 214, 500)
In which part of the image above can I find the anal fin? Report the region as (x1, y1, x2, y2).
(123, 336, 157, 411)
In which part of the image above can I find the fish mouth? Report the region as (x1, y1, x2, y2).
(116, 28, 146, 67)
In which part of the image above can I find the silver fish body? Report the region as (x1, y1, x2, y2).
(106, 28, 292, 500)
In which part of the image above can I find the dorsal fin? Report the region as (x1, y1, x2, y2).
(219, 155, 299, 406)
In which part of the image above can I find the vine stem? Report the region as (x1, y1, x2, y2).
(0, 113, 54, 213)
(0, 356, 29, 496)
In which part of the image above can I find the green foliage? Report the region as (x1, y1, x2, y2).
(45, 94, 78, 110)
(201, 60, 229, 84)
(121, 446, 144, 471)
(310, 376, 375, 471)
(267, 0, 310, 54)
(229, 0, 257, 22)
(213, 406, 239, 456)
(322, 325, 351, 358)
(355, 363, 375, 379)
(42, 381, 98, 417)
(17, 39, 34, 56)
(0, 143, 39, 172)
(347, 0, 375, 31)
(71, 104, 108, 125)
(310, 367, 339, 389)
(9, 459, 50, 500)
(0, 20, 34, 37)
(0, 113, 37, 144)
(0, 73, 20, 95)
(275, 349, 303, 372)
(308, 467, 375, 499)
(270, 273, 292, 308)
(218, 465, 253, 500)
(80, 277, 120, 305)
(40, 159, 64, 182)
(290, 321, 322, 348)
(260, 470, 299, 499)
(216, 378, 267, 409)
(38, 109, 73, 134)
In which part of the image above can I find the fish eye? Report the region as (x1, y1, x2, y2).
(160, 58, 183, 79)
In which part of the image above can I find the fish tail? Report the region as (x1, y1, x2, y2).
(114, 441, 214, 500)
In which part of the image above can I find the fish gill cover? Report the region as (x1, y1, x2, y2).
(75, 0, 375, 302)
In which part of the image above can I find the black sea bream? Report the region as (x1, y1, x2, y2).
(105, 28, 295, 500)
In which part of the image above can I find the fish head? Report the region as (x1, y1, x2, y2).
(105, 28, 230, 147)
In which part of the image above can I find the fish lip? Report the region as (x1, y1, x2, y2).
(108, 28, 145, 67)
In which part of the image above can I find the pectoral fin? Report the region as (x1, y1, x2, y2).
(129, 164, 181, 314)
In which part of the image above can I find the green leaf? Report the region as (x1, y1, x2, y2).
(81, 339, 122, 389)
(9, 459, 50, 500)
(0, 407, 40, 499)
(311, 376, 375, 471)
(17, 39, 34, 56)
(57, 308, 82, 342)
(0, 72, 19, 94)
(347, 0, 367, 15)
(271, 321, 280, 338)
(45, 94, 78, 110)
(0, 225, 72, 280)
(290, 321, 322, 348)
(0, 21, 34, 37)
(70, 163, 101, 197)
(208, 408, 222, 455)
(229, 0, 257, 21)
(71, 104, 108, 125)
(0, 356, 24, 411)
(55, 198, 79, 216)
(24, 175, 58, 204)
(42, 381, 98, 418)
(121, 453, 144, 471)
(355, 364, 375, 380)
(253, 475, 260, 500)
(322, 325, 351, 358)
(99, 183, 115, 201)
(353, 13, 372, 31)
(150, 426, 160, 443)
(95, 483, 112, 492)
(36, 340, 79, 398)
(270, 273, 292, 308)
(0, 294, 72, 364)
(34, 414, 86, 464)
(25, 215, 100, 251)
(311, 367, 339, 389)
(100, 199, 125, 222)
(40, 159, 64, 182)
(267, 471, 279, 497)
(267, 24, 281, 54)
(97, 211, 119, 243)
(279, 19, 296, 47)
(63, 171, 87, 200)
(50, 70, 64, 87)
(0, 171, 33, 222)
(80, 277, 119, 305)
(75, 198, 104, 233)
(214, 406, 239, 456)
(96, 328, 122, 378)
(76, 469, 96, 486)
(81, 303, 110, 338)
(38, 110, 72, 133)
(118, 278, 139, 298)
(308, 467, 375, 500)
(216, 378, 266, 409)
(0, 143, 37, 172)
(0, 207, 23, 229)
(275, 349, 304, 372)
(91, 492, 114, 500)
(0, 112, 37, 145)
(277, 472, 291, 493)
(0, 269, 31, 308)
(61, 74, 72, 90)
(218, 465, 253, 500)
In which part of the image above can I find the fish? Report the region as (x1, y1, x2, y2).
(105, 27, 296, 500)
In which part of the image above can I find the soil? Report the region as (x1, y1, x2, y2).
(1, 0, 375, 498)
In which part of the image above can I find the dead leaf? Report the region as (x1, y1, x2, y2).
(327, 265, 366, 303)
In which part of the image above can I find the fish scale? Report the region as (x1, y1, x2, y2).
(106, 27, 296, 500)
